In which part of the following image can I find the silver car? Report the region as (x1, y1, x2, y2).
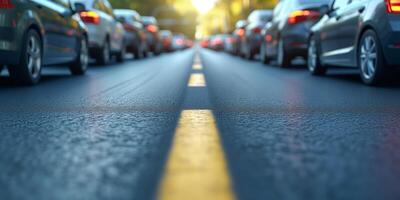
(74, 0, 125, 65)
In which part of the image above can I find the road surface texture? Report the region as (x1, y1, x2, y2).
(1, 48, 400, 200)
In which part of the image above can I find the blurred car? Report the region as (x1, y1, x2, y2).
(185, 39, 194, 49)
(114, 9, 148, 59)
(308, 0, 400, 86)
(142, 16, 162, 55)
(200, 38, 211, 48)
(172, 34, 187, 51)
(210, 35, 228, 51)
(240, 10, 273, 59)
(75, 0, 125, 65)
(224, 35, 238, 54)
(0, 0, 89, 85)
(233, 20, 248, 55)
(260, 0, 329, 66)
(160, 30, 173, 52)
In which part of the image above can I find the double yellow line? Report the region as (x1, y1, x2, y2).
(157, 54, 235, 200)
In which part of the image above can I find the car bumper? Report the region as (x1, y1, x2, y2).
(380, 19, 400, 66)
(0, 27, 19, 65)
(282, 33, 308, 57)
(0, 50, 19, 65)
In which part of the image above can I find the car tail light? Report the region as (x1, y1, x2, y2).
(237, 28, 245, 37)
(265, 34, 273, 42)
(252, 27, 262, 33)
(176, 38, 185, 45)
(146, 25, 158, 33)
(386, 0, 400, 13)
(79, 11, 101, 25)
(213, 38, 223, 45)
(0, 0, 14, 8)
(227, 37, 236, 43)
(288, 10, 320, 25)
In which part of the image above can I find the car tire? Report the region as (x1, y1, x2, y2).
(9, 29, 42, 85)
(96, 39, 111, 65)
(260, 42, 271, 64)
(358, 30, 389, 86)
(69, 37, 89, 75)
(308, 36, 326, 76)
(116, 46, 125, 63)
(277, 39, 291, 67)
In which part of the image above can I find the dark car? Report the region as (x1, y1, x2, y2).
(210, 35, 227, 51)
(160, 30, 173, 52)
(240, 10, 273, 60)
(141, 16, 162, 55)
(261, 0, 330, 66)
(308, 0, 400, 85)
(233, 20, 248, 55)
(114, 9, 148, 59)
(224, 35, 238, 54)
(0, 0, 89, 85)
(172, 34, 187, 51)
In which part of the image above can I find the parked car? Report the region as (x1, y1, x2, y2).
(261, 0, 330, 66)
(172, 34, 187, 51)
(308, 0, 400, 85)
(210, 35, 227, 51)
(160, 30, 173, 52)
(240, 10, 273, 59)
(0, 0, 89, 85)
(142, 16, 162, 55)
(75, 0, 125, 65)
(233, 20, 248, 55)
(224, 35, 238, 54)
(114, 9, 148, 59)
(200, 38, 211, 48)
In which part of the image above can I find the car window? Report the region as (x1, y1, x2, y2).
(332, 0, 349, 10)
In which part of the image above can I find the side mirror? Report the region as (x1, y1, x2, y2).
(73, 2, 86, 13)
(319, 5, 330, 16)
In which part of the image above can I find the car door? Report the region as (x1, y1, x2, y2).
(31, 0, 64, 64)
(336, 0, 369, 67)
(319, 0, 351, 66)
(102, 0, 123, 52)
(265, 1, 284, 56)
(50, 0, 79, 62)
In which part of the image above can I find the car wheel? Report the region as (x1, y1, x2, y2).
(308, 37, 326, 76)
(9, 29, 42, 85)
(260, 43, 271, 64)
(116, 46, 125, 63)
(277, 39, 291, 67)
(96, 39, 111, 65)
(358, 30, 389, 86)
(69, 37, 89, 75)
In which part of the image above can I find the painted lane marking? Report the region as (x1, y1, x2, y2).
(188, 73, 206, 87)
(193, 63, 203, 70)
(158, 110, 235, 200)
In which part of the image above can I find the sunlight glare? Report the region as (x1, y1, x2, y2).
(191, 0, 218, 14)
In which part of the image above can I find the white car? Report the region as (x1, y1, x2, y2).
(74, 0, 125, 65)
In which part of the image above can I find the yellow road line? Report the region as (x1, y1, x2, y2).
(158, 110, 235, 200)
(188, 73, 206, 87)
(193, 63, 203, 70)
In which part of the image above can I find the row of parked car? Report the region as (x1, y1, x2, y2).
(0, 0, 192, 85)
(202, 0, 400, 86)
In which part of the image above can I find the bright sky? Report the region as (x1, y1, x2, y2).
(191, 0, 218, 14)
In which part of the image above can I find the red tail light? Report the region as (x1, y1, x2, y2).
(386, 0, 400, 13)
(0, 0, 14, 8)
(79, 11, 101, 25)
(237, 28, 245, 37)
(265, 34, 273, 42)
(176, 39, 185, 45)
(146, 25, 158, 33)
(252, 27, 262, 33)
(288, 10, 320, 25)
(227, 37, 236, 43)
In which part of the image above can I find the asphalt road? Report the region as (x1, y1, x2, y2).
(1, 48, 400, 200)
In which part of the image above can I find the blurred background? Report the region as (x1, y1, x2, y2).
(109, 0, 277, 39)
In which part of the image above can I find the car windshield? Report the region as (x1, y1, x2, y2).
(248, 11, 272, 22)
(297, 0, 331, 6)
